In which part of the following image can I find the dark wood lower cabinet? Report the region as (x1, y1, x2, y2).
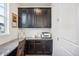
(25, 40, 52, 55)
(7, 40, 52, 56)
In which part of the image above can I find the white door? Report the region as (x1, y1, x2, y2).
(52, 3, 79, 56)
(52, 4, 71, 56)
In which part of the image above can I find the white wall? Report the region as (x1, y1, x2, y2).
(53, 3, 79, 56)
(0, 3, 19, 45)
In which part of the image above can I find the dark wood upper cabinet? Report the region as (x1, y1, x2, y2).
(18, 8, 51, 28)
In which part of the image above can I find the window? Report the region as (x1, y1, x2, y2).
(0, 3, 9, 35)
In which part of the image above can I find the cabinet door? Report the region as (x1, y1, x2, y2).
(34, 40, 43, 53)
(34, 40, 52, 55)
(42, 40, 52, 54)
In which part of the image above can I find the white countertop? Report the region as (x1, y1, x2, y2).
(26, 37, 52, 40)
(0, 39, 18, 56)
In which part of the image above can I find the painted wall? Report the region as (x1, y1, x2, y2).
(0, 3, 19, 45)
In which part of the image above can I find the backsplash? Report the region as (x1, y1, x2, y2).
(19, 28, 51, 38)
